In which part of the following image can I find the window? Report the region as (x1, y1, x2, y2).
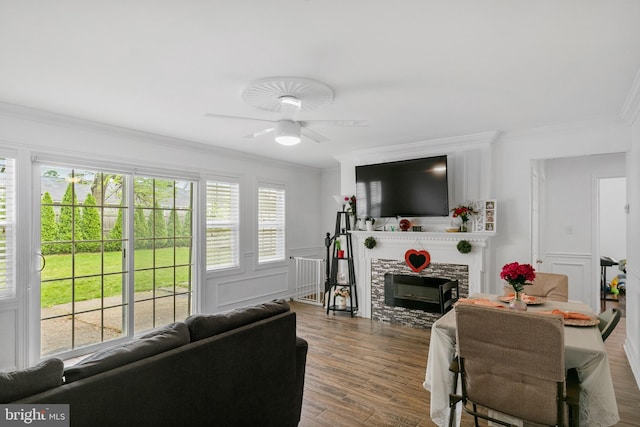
(0, 157, 15, 298)
(206, 180, 239, 270)
(258, 185, 285, 263)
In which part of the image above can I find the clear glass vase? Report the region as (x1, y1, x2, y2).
(509, 291, 528, 311)
(460, 220, 469, 232)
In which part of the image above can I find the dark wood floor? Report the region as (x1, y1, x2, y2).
(291, 300, 640, 427)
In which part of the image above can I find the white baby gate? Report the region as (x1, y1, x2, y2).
(293, 257, 325, 306)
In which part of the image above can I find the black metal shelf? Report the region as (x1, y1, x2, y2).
(325, 211, 358, 318)
(327, 305, 356, 312)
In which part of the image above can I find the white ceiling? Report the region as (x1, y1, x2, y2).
(1, 1, 640, 168)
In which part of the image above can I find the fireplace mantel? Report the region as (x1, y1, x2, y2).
(350, 231, 493, 319)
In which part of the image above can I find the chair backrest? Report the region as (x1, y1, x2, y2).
(439, 280, 458, 314)
(455, 304, 565, 426)
(526, 272, 569, 301)
(598, 307, 622, 341)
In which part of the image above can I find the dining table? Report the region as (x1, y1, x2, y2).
(423, 293, 620, 427)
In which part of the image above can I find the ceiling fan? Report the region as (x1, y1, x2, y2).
(205, 77, 368, 146)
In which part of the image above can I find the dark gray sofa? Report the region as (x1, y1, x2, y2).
(9, 299, 308, 427)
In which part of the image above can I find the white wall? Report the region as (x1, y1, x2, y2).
(625, 116, 640, 385)
(0, 105, 324, 369)
(320, 167, 342, 241)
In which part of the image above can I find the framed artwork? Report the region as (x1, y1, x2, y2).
(472, 200, 497, 233)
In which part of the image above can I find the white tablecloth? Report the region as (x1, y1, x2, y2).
(423, 294, 620, 427)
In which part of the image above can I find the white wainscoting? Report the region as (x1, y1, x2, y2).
(210, 271, 289, 310)
(544, 251, 596, 310)
(623, 269, 640, 388)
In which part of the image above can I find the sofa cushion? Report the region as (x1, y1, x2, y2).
(185, 299, 290, 342)
(64, 322, 190, 384)
(0, 358, 64, 403)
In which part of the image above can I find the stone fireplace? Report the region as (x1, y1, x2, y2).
(384, 273, 458, 313)
(350, 231, 492, 327)
(372, 260, 468, 328)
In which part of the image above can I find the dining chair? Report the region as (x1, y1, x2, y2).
(526, 272, 569, 302)
(598, 307, 622, 341)
(448, 304, 580, 427)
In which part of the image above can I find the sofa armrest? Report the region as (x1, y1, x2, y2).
(294, 336, 308, 425)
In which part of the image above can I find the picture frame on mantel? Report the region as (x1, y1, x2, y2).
(472, 200, 497, 233)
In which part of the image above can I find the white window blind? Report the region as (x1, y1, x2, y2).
(0, 157, 15, 297)
(206, 180, 240, 270)
(258, 185, 285, 263)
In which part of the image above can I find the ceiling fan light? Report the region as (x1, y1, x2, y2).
(275, 120, 301, 146)
(275, 135, 301, 146)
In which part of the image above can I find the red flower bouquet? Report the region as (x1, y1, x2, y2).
(500, 262, 536, 292)
(450, 205, 477, 222)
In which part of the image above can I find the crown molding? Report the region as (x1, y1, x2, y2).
(499, 117, 627, 143)
(621, 66, 640, 124)
(0, 101, 321, 172)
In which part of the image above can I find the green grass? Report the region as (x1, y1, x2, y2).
(41, 247, 192, 308)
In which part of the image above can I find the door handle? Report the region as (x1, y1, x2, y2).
(37, 253, 46, 272)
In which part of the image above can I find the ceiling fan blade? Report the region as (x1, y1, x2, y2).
(301, 127, 329, 143)
(244, 127, 276, 139)
(300, 119, 369, 127)
(204, 113, 276, 124)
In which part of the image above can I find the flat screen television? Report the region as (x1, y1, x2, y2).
(355, 155, 449, 218)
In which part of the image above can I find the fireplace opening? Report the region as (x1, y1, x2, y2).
(384, 274, 458, 314)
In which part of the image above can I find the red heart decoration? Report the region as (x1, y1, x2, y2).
(405, 249, 431, 272)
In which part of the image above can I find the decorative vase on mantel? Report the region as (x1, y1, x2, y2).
(349, 215, 357, 231)
(509, 291, 527, 311)
(460, 219, 470, 232)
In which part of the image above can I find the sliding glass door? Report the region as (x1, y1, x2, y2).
(38, 165, 194, 358)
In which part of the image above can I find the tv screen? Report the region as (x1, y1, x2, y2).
(356, 155, 449, 218)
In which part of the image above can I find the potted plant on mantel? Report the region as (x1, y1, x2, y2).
(365, 216, 375, 231)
